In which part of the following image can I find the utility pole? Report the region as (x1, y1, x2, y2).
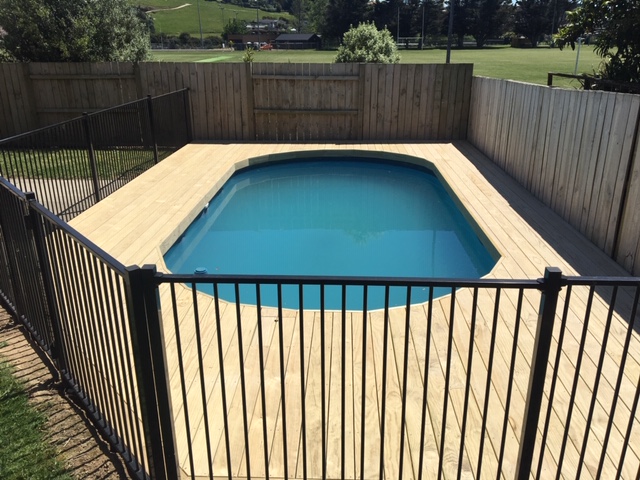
(421, 2, 425, 49)
(397, 6, 400, 44)
(446, 0, 454, 63)
(196, 0, 204, 47)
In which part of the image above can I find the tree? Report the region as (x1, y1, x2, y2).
(0, 0, 150, 62)
(555, 0, 640, 84)
(222, 18, 248, 40)
(514, 0, 550, 47)
(335, 22, 400, 63)
(321, 0, 371, 42)
(308, 0, 329, 35)
(467, 0, 508, 47)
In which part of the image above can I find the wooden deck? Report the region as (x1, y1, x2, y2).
(69, 142, 640, 479)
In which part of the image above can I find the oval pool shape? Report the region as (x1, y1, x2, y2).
(164, 157, 498, 309)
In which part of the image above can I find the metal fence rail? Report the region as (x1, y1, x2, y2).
(1, 160, 640, 477)
(155, 273, 546, 479)
(0, 176, 177, 479)
(0, 89, 191, 221)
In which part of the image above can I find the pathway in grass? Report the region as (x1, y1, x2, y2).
(0, 308, 131, 479)
(197, 55, 233, 62)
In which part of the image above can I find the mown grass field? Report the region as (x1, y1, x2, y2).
(140, 0, 293, 37)
(149, 45, 603, 87)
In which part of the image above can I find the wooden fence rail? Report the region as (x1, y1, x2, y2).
(0, 62, 472, 142)
(3, 63, 640, 275)
(468, 76, 640, 275)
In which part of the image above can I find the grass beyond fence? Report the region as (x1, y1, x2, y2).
(144, 0, 294, 37)
(1, 148, 174, 180)
(150, 45, 602, 87)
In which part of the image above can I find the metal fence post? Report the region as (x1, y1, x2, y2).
(183, 88, 193, 143)
(82, 113, 101, 203)
(125, 265, 178, 480)
(516, 267, 564, 479)
(146, 95, 160, 165)
(25, 193, 67, 375)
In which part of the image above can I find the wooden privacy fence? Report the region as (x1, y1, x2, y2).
(0, 62, 472, 141)
(468, 76, 640, 276)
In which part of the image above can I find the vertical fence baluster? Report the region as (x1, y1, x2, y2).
(169, 283, 196, 479)
(458, 288, 479, 479)
(398, 287, 412, 480)
(379, 286, 391, 480)
(255, 284, 270, 479)
(340, 284, 347, 480)
(192, 282, 214, 480)
(320, 284, 327, 480)
(82, 113, 101, 204)
(438, 287, 456, 480)
(516, 267, 563, 479)
(146, 95, 159, 165)
(277, 283, 289, 480)
(497, 289, 525, 477)
(299, 284, 308, 479)
(234, 283, 251, 479)
(360, 285, 369, 480)
(597, 285, 640, 478)
(477, 288, 502, 478)
(213, 283, 232, 480)
(417, 286, 435, 480)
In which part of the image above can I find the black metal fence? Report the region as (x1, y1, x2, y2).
(0, 89, 191, 221)
(0, 176, 175, 479)
(1, 176, 640, 478)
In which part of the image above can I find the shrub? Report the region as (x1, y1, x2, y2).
(335, 22, 400, 64)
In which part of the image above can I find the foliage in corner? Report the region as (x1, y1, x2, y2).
(0, 0, 150, 62)
(555, 0, 640, 85)
(335, 22, 400, 64)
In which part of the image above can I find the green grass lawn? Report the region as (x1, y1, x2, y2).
(0, 361, 71, 480)
(139, 0, 293, 37)
(149, 45, 602, 87)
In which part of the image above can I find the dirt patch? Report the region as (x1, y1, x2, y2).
(0, 306, 132, 479)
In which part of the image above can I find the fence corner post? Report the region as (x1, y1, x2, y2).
(125, 264, 178, 480)
(515, 266, 564, 479)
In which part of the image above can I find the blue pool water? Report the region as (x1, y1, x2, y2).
(164, 158, 497, 309)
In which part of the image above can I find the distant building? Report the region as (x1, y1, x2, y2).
(274, 34, 321, 50)
(247, 19, 286, 33)
(228, 33, 279, 50)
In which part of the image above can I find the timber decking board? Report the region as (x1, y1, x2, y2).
(69, 142, 640, 479)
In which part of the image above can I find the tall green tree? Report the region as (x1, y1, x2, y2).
(321, 0, 371, 41)
(222, 18, 248, 40)
(556, 0, 640, 84)
(467, 0, 508, 47)
(308, 0, 329, 35)
(514, 0, 550, 47)
(0, 0, 150, 62)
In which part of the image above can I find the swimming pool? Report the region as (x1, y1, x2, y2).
(164, 156, 498, 309)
